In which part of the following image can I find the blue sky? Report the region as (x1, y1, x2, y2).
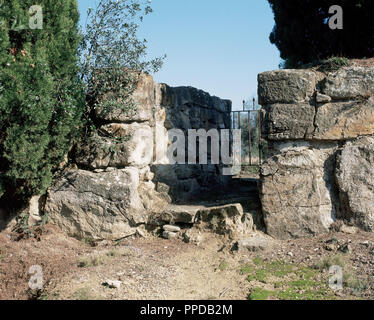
(78, 0, 280, 110)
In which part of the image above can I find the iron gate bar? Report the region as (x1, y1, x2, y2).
(231, 107, 262, 167)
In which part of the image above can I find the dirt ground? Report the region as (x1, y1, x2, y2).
(1, 223, 374, 301)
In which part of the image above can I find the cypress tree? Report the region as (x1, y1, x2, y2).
(268, 0, 374, 67)
(0, 0, 84, 205)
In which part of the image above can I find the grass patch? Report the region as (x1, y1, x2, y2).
(317, 57, 349, 72)
(218, 261, 228, 272)
(78, 255, 105, 268)
(242, 258, 336, 300)
(312, 254, 349, 271)
(249, 288, 274, 301)
(106, 249, 120, 258)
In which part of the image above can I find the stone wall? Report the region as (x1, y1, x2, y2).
(45, 73, 232, 240)
(258, 66, 374, 239)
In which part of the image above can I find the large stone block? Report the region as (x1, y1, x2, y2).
(336, 136, 374, 231)
(45, 168, 145, 240)
(258, 70, 317, 105)
(158, 84, 232, 114)
(313, 97, 374, 140)
(322, 67, 374, 99)
(95, 73, 155, 122)
(75, 123, 153, 169)
(260, 143, 338, 239)
(262, 103, 315, 140)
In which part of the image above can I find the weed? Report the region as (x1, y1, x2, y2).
(78, 255, 104, 268)
(249, 288, 274, 300)
(240, 265, 253, 275)
(312, 254, 348, 271)
(242, 259, 336, 300)
(253, 256, 264, 266)
(106, 249, 120, 258)
(317, 56, 349, 72)
(82, 237, 96, 247)
(218, 261, 228, 272)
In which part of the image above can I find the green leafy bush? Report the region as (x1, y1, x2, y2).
(0, 0, 84, 205)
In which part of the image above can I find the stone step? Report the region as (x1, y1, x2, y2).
(155, 202, 255, 240)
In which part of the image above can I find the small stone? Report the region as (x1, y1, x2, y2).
(361, 241, 370, 248)
(341, 225, 357, 235)
(182, 229, 202, 245)
(102, 280, 121, 289)
(136, 228, 145, 238)
(162, 231, 177, 240)
(339, 243, 352, 254)
(325, 243, 337, 251)
(335, 290, 344, 297)
(236, 236, 274, 252)
(163, 225, 181, 233)
(316, 92, 332, 103)
(287, 252, 294, 257)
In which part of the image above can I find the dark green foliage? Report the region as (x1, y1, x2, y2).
(0, 0, 84, 204)
(268, 0, 374, 67)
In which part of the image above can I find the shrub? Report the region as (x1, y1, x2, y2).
(0, 0, 84, 206)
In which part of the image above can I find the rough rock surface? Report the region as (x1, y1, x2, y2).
(45, 169, 146, 240)
(259, 65, 374, 239)
(94, 73, 155, 123)
(195, 203, 254, 240)
(258, 70, 316, 105)
(262, 103, 315, 140)
(152, 84, 232, 202)
(336, 136, 374, 231)
(46, 73, 232, 240)
(75, 123, 153, 169)
(260, 143, 337, 239)
(314, 97, 374, 140)
(236, 234, 274, 252)
(322, 67, 374, 99)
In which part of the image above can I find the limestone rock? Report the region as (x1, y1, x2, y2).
(45, 168, 145, 240)
(182, 229, 203, 245)
(138, 181, 169, 215)
(95, 73, 155, 122)
(102, 280, 121, 289)
(158, 84, 232, 115)
(316, 92, 332, 104)
(335, 136, 374, 231)
(258, 69, 316, 105)
(196, 203, 254, 240)
(236, 234, 274, 252)
(260, 143, 337, 239)
(156, 204, 201, 224)
(313, 97, 374, 140)
(27, 195, 43, 226)
(262, 103, 315, 140)
(162, 231, 178, 240)
(75, 123, 153, 169)
(322, 67, 374, 99)
(163, 225, 181, 233)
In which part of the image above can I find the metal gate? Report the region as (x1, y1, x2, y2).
(231, 98, 263, 167)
